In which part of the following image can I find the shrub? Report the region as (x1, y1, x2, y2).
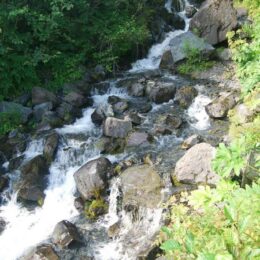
(0, 111, 22, 136)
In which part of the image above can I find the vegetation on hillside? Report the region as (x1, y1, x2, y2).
(159, 0, 260, 259)
(0, 0, 163, 98)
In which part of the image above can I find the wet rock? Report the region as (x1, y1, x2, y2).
(108, 221, 121, 238)
(74, 197, 85, 212)
(153, 127, 172, 136)
(159, 50, 175, 70)
(120, 165, 164, 209)
(168, 32, 214, 64)
(205, 92, 237, 118)
(41, 111, 63, 128)
(136, 102, 153, 114)
(52, 220, 81, 248)
(125, 112, 142, 125)
(108, 96, 121, 105)
(103, 117, 132, 138)
(74, 157, 112, 200)
(217, 48, 232, 61)
(98, 137, 126, 154)
(113, 100, 129, 114)
(185, 5, 197, 18)
(175, 86, 198, 108)
(15, 93, 31, 106)
(43, 133, 59, 163)
(0, 101, 32, 124)
(127, 132, 150, 147)
(173, 143, 219, 186)
(17, 186, 45, 204)
(172, 0, 185, 12)
(32, 87, 59, 107)
(33, 102, 53, 122)
(56, 102, 81, 123)
(146, 81, 176, 104)
(0, 176, 9, 192)
(91, 107, 106, 125)
(165, 115, 183, 129)
(128, 83, 145, 97)
(90, 65, 106, 82)
(190, 0, 238, 45)
(9, 155, 25, 171)
(181, 134, 202, 149)
(0, 151, 6, 165)
(22, 244, 59, 260)
(0, 217, 6, 235)
(63, 92, 87, 108)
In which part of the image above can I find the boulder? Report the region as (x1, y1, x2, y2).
(103, 117, 132, 138)
(22, 244, 59, 260)
(205, 93, 237, 118)
(217, 48, 232, 61)
(173, 143, 219, 186)
(165, 115, 183, 129)
(9, 155, 25, 171)
(43, 133, 59, 163)
(159, 50, 175, 70)
(168, 32, 214, 63)
(74, 197, 84, 212)
(0, 176, 9, 192)
(175, 86, 198, 108)
(63, 92, 87, 108)
(127, 132, 150, 147)
(172, 0, 185, 12)
(0, 101, 32, 124)
(98, 137, 126, 154)
(145, 81, 176, 104)
(185, 5, 197, 18)
(0, 217, 6, 235)
(113, 100, 129, 114)
(32, 87, 59, 107)
(52, 220, 81, 248)
(190, 0, 238, 45)
(41, 111, 63, 128)
(56, 102, 82, 123)
(181, 134, 202, 149)
(233, 104, 255, 124)
(128, 83, 145, 97)
(108, 221, 121, 238)
(125, 112, 142, 125)
(74, 157, 111, 200)
(91, 107, 106, 126)
(108, 96, 121, 105)
(15, 93, 31, 106)
(17, 186, 45, 204)
(135, 102, 153, 114)
(120, 165, 164, 209)
(33, 102, 53, 123)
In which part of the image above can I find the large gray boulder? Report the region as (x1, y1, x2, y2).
(173, 143, 219, 186)
(52, 220, 81, 248)
(21, 244, 59, 260)
(33, 102, 53, 123)
(190, 0, 238, 45)
(175, 86, 198, 108)
(120, 165, 164, 209)
(74, 157, 111, 200)
(145, 81, 176, 104)
(205, 92, 237, 119)
(127, 132, 150, 147)
(43, 133, 59, 163)
(0, 101, 32, 124)
(167, 31, 214, 63)
(32, 87, 59, 107)
(63, 91, 87, 108)
(103, 117, 132, 138)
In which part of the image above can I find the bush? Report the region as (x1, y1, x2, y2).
(0, 111, 22, 136)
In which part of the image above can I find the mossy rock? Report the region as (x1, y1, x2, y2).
(84, 199, 108, 220)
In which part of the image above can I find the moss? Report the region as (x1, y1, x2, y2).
(84, 198, 108, 219)
(177, 60, 215, 75)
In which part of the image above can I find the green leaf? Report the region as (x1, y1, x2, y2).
(224, 205, 236, 222)
(185, 231, 195, 254)
(160, 239, 181, 252)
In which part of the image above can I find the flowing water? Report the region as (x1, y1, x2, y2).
(0, 1, 215, 259)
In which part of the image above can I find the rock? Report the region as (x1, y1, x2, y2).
(52, 220, 81, 248)
(172, 0, 185, 12)
(33, 102, 53, 123)
(159, 50, 175, 70)
(108, 221, 121, 238)
(0, 101, 32, 124)
(181, 134, 202, 149)
(41, 111, 63, 128)
(98, 137, 126, 154)
(173, 143, 219, 186)
(43, 133, 59, 163)
(22, 244, 59, 260)
(190, 0, 238, 45)
(113, 100, 129, 114)
(175, 86, 198, 108)
(103, 117, 132, 138)
(8, 155, 25, 171)
(74, 197, 85, 212)
(17, 186, 45, 204)
(146, 81, 176, 104)
(90, 65, 106, 82)
(91, 107, 106, 126)
(0, 176, 9, 192)
(108, 96, 121, 105)
(0, 217, 6, 235)
(120, 165, 164, 209)
(168, 32, 214, 64)
(125, 112, 142, 125)
(74, 157, 111, 200)
(217, 48, 232, 61)
(64, 92, 87, 108)
(165, 115, 183, 129)
(136, 102, 153, 113)
(56, 102, 81, 123)
(32, 87, 59, 107)
(127, 132, 150, 147)
(205, 92, 237, 118)
(234, 104, 255, 124)
(15, 93, 31, 106)
(128, 83, 145, 97)
(185, 5, 197, 18)
(153, 127, 172, 136)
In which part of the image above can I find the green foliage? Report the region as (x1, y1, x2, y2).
(159, 180, 260, 259)
(84, 198, 108, 220)
(0, 0, 157, 98)
(0, 111, 22, 136)
(177, 42, 215, 75)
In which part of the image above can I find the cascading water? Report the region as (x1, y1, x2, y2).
(0, 0, 215, 259)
